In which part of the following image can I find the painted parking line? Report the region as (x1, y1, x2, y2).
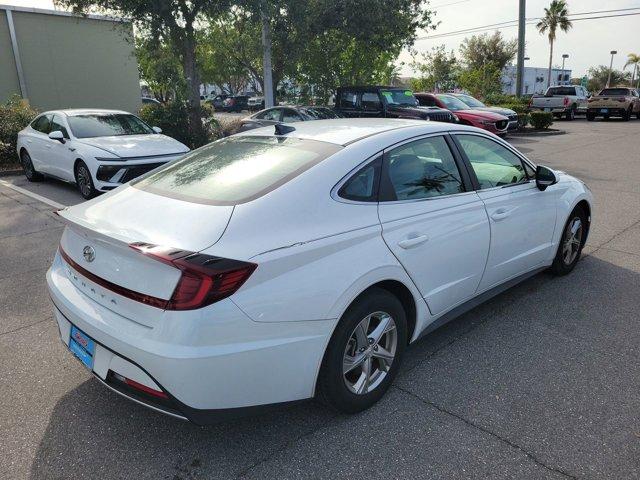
(0, 179, 66, 209)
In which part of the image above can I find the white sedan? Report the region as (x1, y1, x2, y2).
(17, 109, 190, 199)
(47, 119, 592, 423)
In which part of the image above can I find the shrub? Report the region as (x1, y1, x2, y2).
(0, 95, 38, 168)
(139, 101, 210, 149)
(529, 111, 554, 130)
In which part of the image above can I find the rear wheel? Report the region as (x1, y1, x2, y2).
(551, 207, 587, 276)
(74, 161, 97, 200)
(586, 111, 596, 121)
(21, 150, 43, 182)
(317, 288, 407, 413)
(565, 106, 576, 121)
(622, 106, 632, 121)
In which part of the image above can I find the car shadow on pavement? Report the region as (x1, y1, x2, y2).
(29, 253, 640, 479)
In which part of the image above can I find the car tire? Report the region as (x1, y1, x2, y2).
(586, 112, 596, 121)
(20, 150, 43, 182)
(603, 114, 610, 121)
(636, 110, 640, 120)
(551, 206, 587, 276)
(622, 106, 631, 121)
(565, 106, 576, 121)
(74, 161, 97, 200)
(317, 287, 408, 413)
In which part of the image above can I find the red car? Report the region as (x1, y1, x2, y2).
(414, 93, 510, 136)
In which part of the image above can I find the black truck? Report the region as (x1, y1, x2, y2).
(334, 86, 457, 123)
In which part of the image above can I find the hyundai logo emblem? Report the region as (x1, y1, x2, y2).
(83, 245, 96, 262)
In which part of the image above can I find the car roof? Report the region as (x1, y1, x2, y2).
(234, 118, 452, 146)
(45, 109, 132, 116)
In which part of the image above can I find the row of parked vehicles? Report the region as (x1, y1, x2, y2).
(529, 85, 640, 121)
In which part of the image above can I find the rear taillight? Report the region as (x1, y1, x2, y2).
(129, 243, 257, 311)
(563, 96, 570, 106)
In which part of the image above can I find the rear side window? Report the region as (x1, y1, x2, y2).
(384, 136, 464, 201)
(338, 157, 381, 202)
(361, 92, 382, 111)
(255, 109, 281, 121)
(339, 90, 358, 109)
(31, 115, 51, 134)
(133, 136, 342, 205)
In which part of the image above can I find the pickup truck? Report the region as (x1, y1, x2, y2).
(529, 85, 590, 120)
(334, 86, 457, 123)
(586, 87, 640, 121)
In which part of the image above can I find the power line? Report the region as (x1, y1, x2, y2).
(417, 8, 640, 40)
(431, 0, 475, 8)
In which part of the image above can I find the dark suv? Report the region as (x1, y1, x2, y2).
(334, 86, 457, 123)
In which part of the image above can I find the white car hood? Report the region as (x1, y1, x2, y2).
(76, 134, 189, 158)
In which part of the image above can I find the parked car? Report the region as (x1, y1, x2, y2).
(205, 94, 229, 111)
(529, 85, 589, 120)
(415, 93, 509, 136)
(237, 106, 344, 132)
(222, 95, 250, 112)
(17, 109, 189, 199)
(334, 86, 457, 123)
(48, 118, 592, 423)
(586, 87, 640, 121)
(247, 96, 265, 112)
(141, 97, 160, 105)
(451, 93, 519, 131)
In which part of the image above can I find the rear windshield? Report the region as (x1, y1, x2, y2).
(545, 87, 576, 96)
(68, 114, 154, 138)
(132, 136, 341, 205)
(598, 88, 630, 96)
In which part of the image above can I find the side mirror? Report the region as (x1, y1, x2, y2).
(152, 126, 162, 134)
(48, 130, 65, 143)
(536, 165, 558, 191)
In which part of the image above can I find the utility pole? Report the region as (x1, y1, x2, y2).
(515, 0, 526, 97)
(261, 6, 274, 107)
(606, 50, 617, 88)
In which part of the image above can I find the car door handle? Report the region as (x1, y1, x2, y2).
(491, 208, 513, 221)
(398, 234, 429, 249)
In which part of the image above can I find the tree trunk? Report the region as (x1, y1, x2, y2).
(547, 38, 554, 89)
(181, 29, 206, 147)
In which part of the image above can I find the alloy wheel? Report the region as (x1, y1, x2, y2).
(22, 153, 33, 178)
(562, 216, 583, 265)
(343, 311, 397, 395)
(76, 165, 92, 197)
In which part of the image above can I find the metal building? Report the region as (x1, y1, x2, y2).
(1, 4, 141, 112)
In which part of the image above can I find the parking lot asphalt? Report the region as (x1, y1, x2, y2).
(1, 119, 639, 479)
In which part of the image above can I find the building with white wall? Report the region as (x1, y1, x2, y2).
(502, 66, 572, 95)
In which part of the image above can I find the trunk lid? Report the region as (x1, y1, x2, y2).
(57, 186, 234, 322)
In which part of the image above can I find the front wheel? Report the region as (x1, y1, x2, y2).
(622, 106, 631, 121)
(586, 112, 596, 121)
(317, 288, 407, 413)
(75, 161, 97, 200)
(551, 207, 587, 275)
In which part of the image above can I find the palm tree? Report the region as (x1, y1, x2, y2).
(537, 1, 573, 88)
(625, 53, 640, 88)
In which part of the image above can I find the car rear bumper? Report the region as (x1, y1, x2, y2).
(530, 106, 568, 113)
(587, 107, 628, 116)
(47, 251, 332, 424)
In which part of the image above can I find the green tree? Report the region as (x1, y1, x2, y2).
(457, 63, 502, 99)
(587, 66, 631, 93)
(136, 38, 185, 102)
(56, 0, 231, 143)
(536, 0, 572, 88)
(624, 53, 640, 88)
(459, 31, 517, 72)
(411, 45, 459, 92)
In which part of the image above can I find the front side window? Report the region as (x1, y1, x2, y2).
(457, 95, 485, 108)
(380, 89, 417, 106)
(385, 136, 464, 201)
(361, 92, 382, 111)
(31, 115, 51, 134)
(50, 115, 69, 138)
(255, 108, 281, 121)
(67, 114, 154, 138)
(456, 135, 527, 189)
(133, 136, 342, 205)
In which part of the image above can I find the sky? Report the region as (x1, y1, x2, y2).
(5, 0, 639, 78)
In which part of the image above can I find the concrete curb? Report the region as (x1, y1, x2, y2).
(508, 129, 566, 137)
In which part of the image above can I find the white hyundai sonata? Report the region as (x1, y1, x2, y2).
(47, 119, 593, 423)
(17, 109, 190, 199)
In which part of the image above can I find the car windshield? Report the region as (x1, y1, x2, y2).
(380, 89, 418, 106)
(436, 95, 471, 111)
(132, 136, 342, 205)
(67, 114, 154, 138)
(457, 95, 485, 108)
(300, 107, 341, 119)
(599, 88, 630, 96)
